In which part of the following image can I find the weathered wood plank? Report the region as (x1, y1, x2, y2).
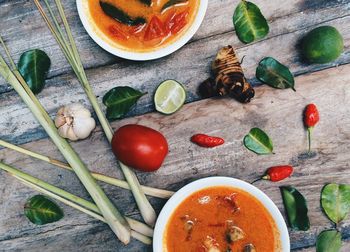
(3, 0, 349, 91)
(0, 0, 348, 92)
(0, 8, 349, 145)
(1, 63, 350, 251)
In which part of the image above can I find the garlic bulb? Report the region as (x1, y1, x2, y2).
(55, 103, 96, 141)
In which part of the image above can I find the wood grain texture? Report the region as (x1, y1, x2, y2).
(1, 62, 350, 251)
(1, 0, 350, 251)
(0, 0, 349, 145)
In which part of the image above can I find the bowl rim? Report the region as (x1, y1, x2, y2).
(153, 176, 290, 252)
(76, 0, 209, 61)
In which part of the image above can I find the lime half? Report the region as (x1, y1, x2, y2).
(154, 80, 187, 115)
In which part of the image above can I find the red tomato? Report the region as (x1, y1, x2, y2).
(112, 124, 169, 172)
(108, 25, 128, 40)
(165, 10, 189, 34)
(144, 16, 165, 41)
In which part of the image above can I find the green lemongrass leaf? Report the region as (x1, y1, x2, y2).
(0, 162, 152, 244)
(103, 86, 146, 120)
(24, 195, 63, 225)
(233, 1, 269, 44)
(34, 0, 157, 228)
(18, 178, 152, 244)
(0, 161, 154, 238)
(321, 184, 350, 224)
(243, 128, 273, 155)
(18, 49, 51, 94)
(316, 230, 342, 252)
(0, 31, 131, 242)
(280, 186, 310, 231)
(162, 0, 188, 11)
(256, 57, 295, 91)
(0, 139, 174, 199)
(99, 1, 146, 26)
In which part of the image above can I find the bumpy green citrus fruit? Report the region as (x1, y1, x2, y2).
(301, 26, 344, 64)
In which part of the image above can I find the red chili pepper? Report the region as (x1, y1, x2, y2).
(252, 165, 294, 184)
(262, 165, 294, 182)
(304, 104, 320, 128)
(191, 134, 225, 148)
(304, 104, 320, 153)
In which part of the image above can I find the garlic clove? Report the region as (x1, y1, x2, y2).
(66, 126, 79, 141)
(73, 117, 96, 139)
(58, 124, 78, 141)
(68, 103, 92, 118)
(54, 115, 66, 128)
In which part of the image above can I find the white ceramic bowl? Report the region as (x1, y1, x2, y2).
(76, 0, 208, 61)
(153, 177, 290, 252)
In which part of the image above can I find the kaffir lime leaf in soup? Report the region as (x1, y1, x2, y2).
(301, 26, 344, 64)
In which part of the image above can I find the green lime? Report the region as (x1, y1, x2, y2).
(154, 80, 186, 115)
(301, 26, 344, 64)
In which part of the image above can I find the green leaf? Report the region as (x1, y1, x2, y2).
(243, 128, 273, 155)
(280, 186, 310, 231)
(233, 1, 269, 44)
(316, 230, 342, 252)
(103, 86, 146, 120)
(256, 57, 295, 91)
(321, 184, 350, 224)
(24, 195, 64, 225)
(99, 1, 146, 26)
(18, 49, 51, 94)
(162, 0, 188, 11)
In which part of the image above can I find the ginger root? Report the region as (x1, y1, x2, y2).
(200, 46, 255, 103)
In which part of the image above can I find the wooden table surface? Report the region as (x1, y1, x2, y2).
(1, 0, 350, 251)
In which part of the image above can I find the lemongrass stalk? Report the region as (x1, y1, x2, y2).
(0, 162, 153, 238)
(13, 176, 152, 245)
(0, 139, 174, 199)
(34, 0, 157, 226)
(33, 0, 77, 70)
(0, 45, 131, 243)
(53, 1, 157, 225)
(0, 36, 16, 70)
(129, 230, 152, 245)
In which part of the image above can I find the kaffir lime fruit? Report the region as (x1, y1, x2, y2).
(301, 26, 344, 64)
(154, 80, 186, 115)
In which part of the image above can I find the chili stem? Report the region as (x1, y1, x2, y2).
(0, 139, 174, 199)
(0, 161, 153, 238)
(0, 40, 131, 243)
(308, 127, 313, 154)
(33, 0, 157, 226)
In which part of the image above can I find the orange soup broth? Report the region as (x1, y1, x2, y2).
(88, 0, 199, 52)
(165, 186, 280, 252)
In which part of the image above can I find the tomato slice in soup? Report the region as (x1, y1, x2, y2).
(144, 16, 165, 41)
(165, 10, 189, 34)
(108, 25, 128, 40)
